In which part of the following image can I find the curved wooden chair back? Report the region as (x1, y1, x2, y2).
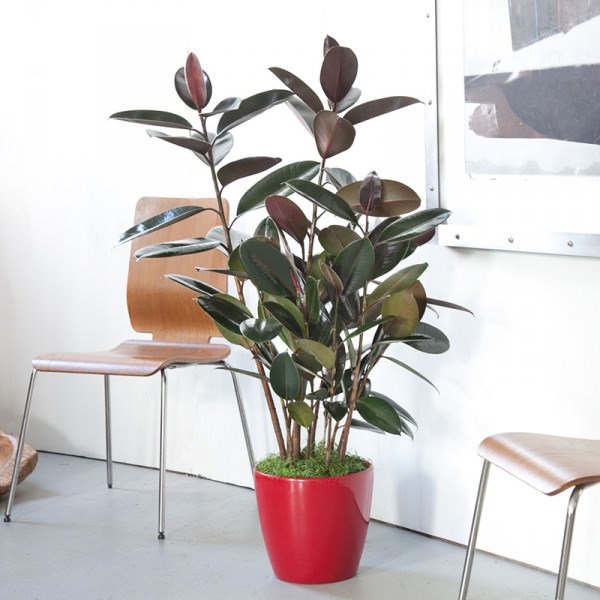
(127, 197, 227, 344)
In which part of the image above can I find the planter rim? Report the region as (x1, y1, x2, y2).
(253, 459, 373, 483)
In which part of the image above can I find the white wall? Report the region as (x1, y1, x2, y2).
(1, 0, 599, 590)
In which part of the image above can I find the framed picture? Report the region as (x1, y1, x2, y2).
(436, 1, 600, 257)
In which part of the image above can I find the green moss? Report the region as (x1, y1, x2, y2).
(256, 445, 368, 478)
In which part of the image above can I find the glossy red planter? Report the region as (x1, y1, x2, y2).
(254, 463, 374, 584)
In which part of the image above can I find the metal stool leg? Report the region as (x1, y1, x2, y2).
(458, 460, 491, 600)
(157, 369, 167, 540)
(223, 361, 255, 472)
(104, 375, 113, 489)
(554, 485, 585, 600)
(4, 369, 38, 522)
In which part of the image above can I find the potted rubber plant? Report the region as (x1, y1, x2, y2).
(111, 36, 467, 583)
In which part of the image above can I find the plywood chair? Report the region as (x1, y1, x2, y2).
(3, 197, 254, 539)
(458, 432, 600, 600)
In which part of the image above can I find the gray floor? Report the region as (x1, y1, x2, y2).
(1, 453, 599, 600)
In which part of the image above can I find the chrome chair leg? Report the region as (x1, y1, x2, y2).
(554, 485, 585, 600)
(4, 369, 38, 522)
(157, 369, 167, 540)
(104, 375, 113, 489)
(223, 361, 255, 472)
(458, 460, 491, 600)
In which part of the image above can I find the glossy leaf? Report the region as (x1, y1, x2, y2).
(185, 52, 208, 110)
(378, 208, 451, 242)
(295, 339, 335, 370)
(287, 179, 357, 223)
(237, 161, 320, 216)
(109, 110, 193, 130)
(288, 401, 315, 427)
(263, 299, 304, 338)
(240, 318, 282, 342)
(403, 322, 450, 354)
(426, 297, 474, 315)
(338, 179, 421, 217)
(210, 132, 234, 165)
(117, 205, 208, 245)
(318, 225, 360, 255)
(286, 96, 316, 133)
(324, 401, 347, 421)
(196, 293, 252, 334)
(270, 352, 301, 400)
(215, 364, 269, 382)
(369, 391, 417, 428)
(239, 239, 297, 298)
(368, 263, 428, 304)
(345, 96, 422, 125)
(174, 67, 196, 110)
(332, 238, 375, 295)
(206, 226, 247, 248)
(269, 67, 323, 113)
(146, 129, 211, 155)
(313, 111, 356, 158)
(217, 89, 293, 135)
(323, 35, 339, 55)
(134, 237, 221, 259)
(356, 395, 403, 435)
(254, 217, 280, 246)
(215, 322, 250, 348)
(320, 263, 344, 296)
(265, 195, 310, 243)
(351, 418, 385, 434)
(165, 274, 222, 296)
(383, 356, 439, 392)
(335, 87, 361, 112)
(372, 240, 411, 278)
(381, 290, 420, 338)
(325, 167, 356, 190)
(200, 96, 241, 118)
(320, 46, 358, 104)
(218, 157, 281, 188)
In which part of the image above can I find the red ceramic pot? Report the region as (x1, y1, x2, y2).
(254, 463, 374, 584)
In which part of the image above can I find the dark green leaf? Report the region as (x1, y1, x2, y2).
(344, 96, 422, 125)
(378, 208, 451, 243)
(382, 356, 439, 392)
(135, 237, 221, 259)
(287, 179, 357, 223)
(146, 129, 211, 154)
(404, 322, 450, 354)
(269, 67, 323, 113)
(356, 395, 403, 435)
(254, 217, 280, 246)
(325, 167, 356, 190)
(320, 263, 344, 295)
(239, 318, 282, 342)
(368, 263, 428, 304)
(320, 46, 358, 104)
(196, 293, 252, 334)
(287, 401, 315, 427)
(324, 401, 347, 421)
(210, 132, 234, 165)
(237, 160, 320, 216)
(265, 195, 310, 243)
(351, 418, 385, 434)
(263, 300, 304, 338)
(110, 110, 193, 129)
(426, 297, 474, 315)
(215, 365, 269, 382)
(217, 89, 293, 135)
(332, 238, 374, 294)
(218, 157, 282, 188)
(372, 240, 411, 278)
(165, 274, 223, 296)
(117, 206, 208, 245)
(313, 111, 356, 158)
(239, 239, 297, 298)
(270, 352, 301, 399)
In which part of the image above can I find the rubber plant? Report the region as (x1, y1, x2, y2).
(111, 36, 468, 474)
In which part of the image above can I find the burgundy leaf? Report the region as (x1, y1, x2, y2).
(345, 96, 422, 125)
(320, 46, 358, 104)
(359, 172, 382, 214)
(265, 195, 311, 244)
(217, 156, 281, 188)
(185, 53, 207, 110)
(323, 35, 340, 56)
(313, 110, 356, 159)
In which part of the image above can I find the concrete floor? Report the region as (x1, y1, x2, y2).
(1, 453, 599, 600)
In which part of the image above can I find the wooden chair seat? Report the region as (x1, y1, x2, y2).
(479, 432, 600, 496)
(459, 431, 600, 599)
(33, 340, 231, 376)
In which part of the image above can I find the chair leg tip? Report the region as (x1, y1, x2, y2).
(158, 532, 165, 540)
(4, 515, 11, 523)
(107, 484, 113, 489)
